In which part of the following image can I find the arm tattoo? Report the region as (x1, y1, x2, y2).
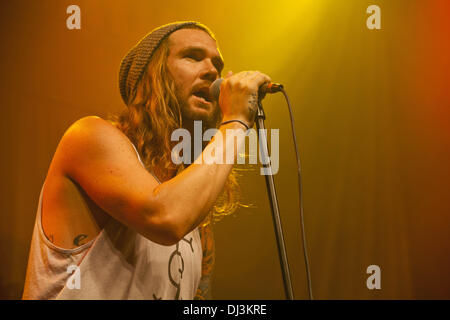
(73, 234, 88, 246)
(194, 223, 215, 300)
(248, 92, 258, 120)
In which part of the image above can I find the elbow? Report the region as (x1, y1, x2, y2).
(154, 218, 185, 246)
(142, 204, 186, 246)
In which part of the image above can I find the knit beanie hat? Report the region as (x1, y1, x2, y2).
(119, 21, 215, 106)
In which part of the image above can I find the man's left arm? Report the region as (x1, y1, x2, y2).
(194, 221, 215, 300)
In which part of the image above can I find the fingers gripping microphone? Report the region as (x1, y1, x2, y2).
(209, 78, 284, 102)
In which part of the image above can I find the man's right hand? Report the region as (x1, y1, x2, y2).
(218, 71, 271, 129)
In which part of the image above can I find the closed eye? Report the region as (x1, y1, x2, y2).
(181, 47, 224, 73)
(185, 52, 203, 61)
(185, 50, 203, 61)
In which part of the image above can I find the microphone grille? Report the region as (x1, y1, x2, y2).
(210, 78, 224, 102)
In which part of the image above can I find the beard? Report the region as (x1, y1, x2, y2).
(179, 97, 222, 130)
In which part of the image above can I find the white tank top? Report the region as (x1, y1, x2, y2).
(22, 144, 202, 300)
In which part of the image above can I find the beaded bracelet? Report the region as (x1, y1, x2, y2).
(220, 119, 250, 131)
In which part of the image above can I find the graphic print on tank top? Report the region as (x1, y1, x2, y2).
(131, 142, 200, 300)
(152, 235, 195, 300)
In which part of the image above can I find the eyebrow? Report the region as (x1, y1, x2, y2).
(180, 46, 224, 73)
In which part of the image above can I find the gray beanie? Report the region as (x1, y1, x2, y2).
(119, 21, 214, 106)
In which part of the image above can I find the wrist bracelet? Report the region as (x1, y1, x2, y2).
(220, 119, 250, 131)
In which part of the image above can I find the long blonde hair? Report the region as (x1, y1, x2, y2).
(110, 28, 241, 225)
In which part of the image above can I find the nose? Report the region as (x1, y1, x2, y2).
(200, 59, 219, 82)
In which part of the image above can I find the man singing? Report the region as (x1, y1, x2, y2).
(22, 21, 271, 299)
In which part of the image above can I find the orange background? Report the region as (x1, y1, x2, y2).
(0, 0, 449, 299)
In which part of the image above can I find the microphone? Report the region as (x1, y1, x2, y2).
(209, 78, 283, 102)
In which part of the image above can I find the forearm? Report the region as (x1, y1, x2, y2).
(152, 121, 246, 239)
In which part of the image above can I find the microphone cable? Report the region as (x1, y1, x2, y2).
(279, 87, 314, 300)
(214, 78, 314, 299)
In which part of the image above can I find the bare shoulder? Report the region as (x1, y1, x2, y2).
(42, 116, 137, 248)
(55, 116, 136, 174)
(61, 116, 125, 147)
(42, 116, 164, 247)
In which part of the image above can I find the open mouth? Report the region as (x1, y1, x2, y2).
(192, 87, 212, 104)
